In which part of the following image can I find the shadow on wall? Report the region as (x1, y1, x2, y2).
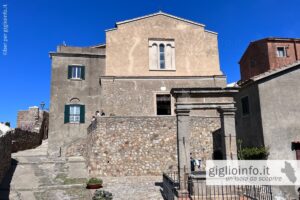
(0, 159, 18, 200)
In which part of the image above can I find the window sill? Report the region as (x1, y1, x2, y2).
(149, 69, 176, 71)
(67, 122, 81, 124)
(69, 78, 83, 81)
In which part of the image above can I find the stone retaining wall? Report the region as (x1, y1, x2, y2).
(65, 138, 87, 157)
(11, 128, 43, 152)
(12, 108, 49, 153)
(86, 116, 220, 176)
(0, 131, 11, 183)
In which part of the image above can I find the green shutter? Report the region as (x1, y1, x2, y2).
(64, 105, 70, 123)
(80, 105, 85, 123)
(68, 66, 72, 79)
(81, 66, 85, 80)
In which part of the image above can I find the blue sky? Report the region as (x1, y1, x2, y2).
(0, 0, 299, 127)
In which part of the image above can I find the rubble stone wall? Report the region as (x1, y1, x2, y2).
(0, 131, 11, 183)
(65, 138, 87, 157)
(12, 107, 49, 152)
(86, 116, 220, 176)
(11, 128, 43, 152)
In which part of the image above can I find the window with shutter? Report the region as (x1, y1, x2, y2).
(64, 105, 70, 123)
(64, 104, 85, 124)
(81, 66, 85, 80)
(68, 65, 85, 80)
(80, 105, 85, 123)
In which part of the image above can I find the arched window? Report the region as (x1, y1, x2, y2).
(159, 44, 165, 69)
(149, 43, 158, 69)
(165, 44, 172, 69)
(64, 98, 85, 124)
(149, 39, 175, 70)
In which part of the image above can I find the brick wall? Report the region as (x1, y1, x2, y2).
(86, 116, 220, 176)
(267, 41, 300, 70)
(240, 39, 300, 81)
(239, 41, 270, 81)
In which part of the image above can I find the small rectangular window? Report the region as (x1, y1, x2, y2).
(68, 66, 85, 80)
(276, 47, 287, 57)
(156, 94, 171, 115)
(241, 96, 250, 116)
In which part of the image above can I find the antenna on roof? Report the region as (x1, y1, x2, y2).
(62, 41, 66, 46)
(158, 4, 163, 13)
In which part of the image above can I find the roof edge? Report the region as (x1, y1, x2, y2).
(239, 61, 300, 87)
(115, 11, 206, 27)
(239, 37, 300, 63)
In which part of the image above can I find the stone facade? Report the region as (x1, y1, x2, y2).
(17, 106, 49, 139)
(239, 38, 300, 81)
(106, 12, 221, 77)
(0, 130, 11, 183)
(48, 46, 105, 157)
(86, 116, 221, 176)
(11, 128, 43, 152)
(99, 77, 226, 117)
(17, 106, 39, 129)
(48, 12, 227, 158)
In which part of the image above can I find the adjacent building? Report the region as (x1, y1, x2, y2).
(239, 37, 300, 81)
(236, 37, 300, 160)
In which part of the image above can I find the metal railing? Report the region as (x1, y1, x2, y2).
(162, 172, 273, 200)
(188, 178, 272, 200)
(162, 172, 179, 200)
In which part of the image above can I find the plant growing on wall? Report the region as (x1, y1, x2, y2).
(237, 139, 269, 160)
(87, 177, 103, 189)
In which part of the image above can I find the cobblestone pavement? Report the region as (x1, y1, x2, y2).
(100, 176, 164, 200)
(0, 140, 164, 200)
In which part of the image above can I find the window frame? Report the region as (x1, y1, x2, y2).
(69, 105, 81, 123)
(149, 39, 175, 71)
(71, 66, 82, 79)
(276, 47, 287, 58)
(155, 93, 172, 116)
(68, 65, 85, 80)
(64, 104, 85, 124)
(159, 44, 166, 69)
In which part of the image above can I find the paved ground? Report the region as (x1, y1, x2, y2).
(0, 140, 164, 200)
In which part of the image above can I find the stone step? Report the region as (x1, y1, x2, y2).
(0, 183, 85, 191)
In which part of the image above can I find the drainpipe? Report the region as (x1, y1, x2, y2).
(294, 40, 298, 61)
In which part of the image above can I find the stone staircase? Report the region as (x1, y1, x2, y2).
(0, 140, 165, 200)
(0, 140, 92, 200)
